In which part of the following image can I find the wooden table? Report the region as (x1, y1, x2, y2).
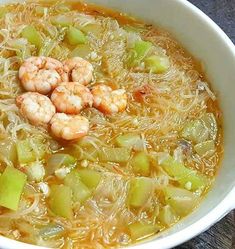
(176, 1, 235, 248)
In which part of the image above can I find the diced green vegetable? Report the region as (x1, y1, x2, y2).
(35, 6, 47, 16)
(21, 25, 42, 49)
(51, 15, 73, 27)
(80, 24, 103, 37)
(0, 6, 7, 18)
(131, 152, 150, 176)
(181, 120, 209, 143)
(98, 147, 131, 163)
(69, 44, 91, 58)
(16, 139, 45, 164)
(181, 113, 218, 143)
(164, 186, 199, 216)
(194, 140, 215, 158)
(46, 153, 76, 175)
(145, 55, 170, 73)
(158, 205, 178, 227)
(129, 40, 152, 66)
(39, 223, 64, 239)
(0, 139, 17, 165)
(161, 156, 207, 191)
(201, 113, 218, 140)
(72, 144, 98, 162)
(134, 41, 152, 59)
(128, 177, 153, 208)
(115, 133, 142, 150)
(49, 184, 73, 219)
(128, 222, 159, 241)
(66, 26, 87, 45)
(64, 171, 91, 203)
(77, 169, 101, 189)
(32, 137, 46, 159)
(16, 140, 35, 164)
(0, 166, 27, 210)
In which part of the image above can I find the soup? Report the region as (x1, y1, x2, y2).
(0, 0, 223, 248)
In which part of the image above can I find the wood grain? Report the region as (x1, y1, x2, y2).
(175, 212, 235, 249)
(176, 1, 235, 248)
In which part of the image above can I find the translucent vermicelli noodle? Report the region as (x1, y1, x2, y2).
(0, 1, 223, 249)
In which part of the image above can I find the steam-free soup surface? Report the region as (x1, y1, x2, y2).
(0, 1, 222, 248)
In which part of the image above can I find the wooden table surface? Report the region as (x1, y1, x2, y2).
(176, 1, 235, 249)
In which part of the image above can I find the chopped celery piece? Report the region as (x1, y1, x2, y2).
(64, 171, 91, 203)
(39, 223, 64, 239)
(128, 177, 153, 208)
(51, 15, 73, 27)
(49, 184, 73, 219)
(17, 140, 35, 164)
(77, 169, 101, 189)
(69, 44, 91, 58)
(46, 153, 76, 175)
(161, 156, 207, 191)
(0, 139, 17, 165)
(194, 140, 215, 158)
(129, 40, 152, 66)
(35, 6, 47, 16)
(80, 24, 103, 36)
(0, 6, 7, 18)
(21, 25, 42, 49)
(98, 147, 131, 163)
(115, 133, 142, 150)
(128, 222, 159, 241)
(181, 119, 209, 143)
(164, 186, 199, 216)
(201, 113, 218, 140)
(66, 26, 87, 45)
(158, 205, 178, 227)
(0, 166, 27, 210)
(131, 152, 150, 176)
(145, 55, 170, 73)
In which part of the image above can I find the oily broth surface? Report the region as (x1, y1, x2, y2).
(0, 1, 223, 248)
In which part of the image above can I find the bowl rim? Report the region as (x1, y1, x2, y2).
(0, 0, 235, 249)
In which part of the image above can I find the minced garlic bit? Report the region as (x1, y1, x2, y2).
(38, 182, 50, 197)
(185, 181, 192, 191)
(55, 167, 71, 179)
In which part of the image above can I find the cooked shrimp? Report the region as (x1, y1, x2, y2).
(91, 84, 127, 114)
(63, 57, 93, 85)
(19, 56, 68, 94)
(16, 92, 56, 126)
(50, 113, 89, 140)
(51, 82, 93, 114)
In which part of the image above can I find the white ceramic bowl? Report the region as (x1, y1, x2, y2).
(1, 0, 235, 248)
